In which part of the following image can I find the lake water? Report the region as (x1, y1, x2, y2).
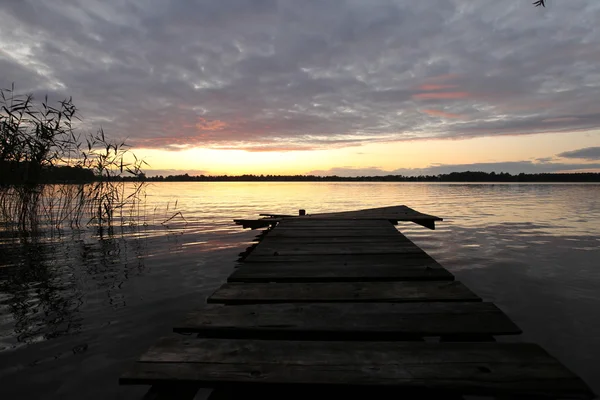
(1, 182, 599, 399)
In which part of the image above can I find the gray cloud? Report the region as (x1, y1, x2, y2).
(1, 0, 600, 150)
(557, 147, 600, 161)
(309, 161, 600, 177)
(536, 157, 555, 163)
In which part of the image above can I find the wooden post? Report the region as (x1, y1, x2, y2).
(299, 209, 306, 216)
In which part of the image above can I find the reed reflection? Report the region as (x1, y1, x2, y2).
(0, 227, 149, 350)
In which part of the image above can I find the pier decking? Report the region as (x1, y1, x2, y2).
(120, 205, 594, 399)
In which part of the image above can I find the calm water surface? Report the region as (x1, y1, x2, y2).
(1, 182, 599, 399)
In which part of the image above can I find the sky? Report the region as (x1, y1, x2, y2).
(1, 0, 600, 176)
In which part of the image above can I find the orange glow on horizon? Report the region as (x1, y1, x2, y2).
(129, 130, 600, 176)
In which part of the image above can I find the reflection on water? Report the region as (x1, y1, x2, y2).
(0, 229, 150, 351)
(1, 237, 83, 347)
(0, 182, 599, 398)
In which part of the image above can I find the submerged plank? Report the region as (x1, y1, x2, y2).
(121, 338, 593, 399)
(174, 302, 521, 338)
(207, 281, 480, 304)
(229, 263, 453, 282)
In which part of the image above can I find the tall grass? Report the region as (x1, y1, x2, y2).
(0, 85, 147, 233)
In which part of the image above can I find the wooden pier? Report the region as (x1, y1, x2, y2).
(120, 205, 594, 399)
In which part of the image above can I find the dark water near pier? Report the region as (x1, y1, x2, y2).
(1, 182, 599, 399)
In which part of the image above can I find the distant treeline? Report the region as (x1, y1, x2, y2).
(2, 166, 600, 184)
(0, 162, 95, 184)
(133, 171, 600, 182)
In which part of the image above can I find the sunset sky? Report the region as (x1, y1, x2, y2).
(1, 0, 600, 176)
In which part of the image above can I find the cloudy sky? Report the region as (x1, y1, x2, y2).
(1, 0, 600, 176)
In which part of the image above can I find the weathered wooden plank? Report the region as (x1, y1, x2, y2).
(292, 206, 441, 221)
(278, 222, 395, 227)
(277, 219, 395, 231)
(277, 219, 395, 227)
(263, 229, 412, 243)
(249, 242, 425, 257)
(280, 216, 437, 229)
(121, 338, 593, 399)
(229, 263, 453, 282)
(242, 252, 438, 264)
(269, 226, 403, 234)
(235, 206, 443, 230)
(280, 217, 394, 222)
(265, 229, 402, 238)
(277, 222, 400, 229)
(206, 387, 466, 400)
(240, 253, 442, 266)
(272, 225, 399, 231)
(174, 302, 521, 338)
(296, 205, 441, 219)
(272, 226, 399, 233)
(258, 236, 412, 246)
(245, 253, 441, 262)
(207, 281, 480, 304)
(255, 239, 415, 249)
